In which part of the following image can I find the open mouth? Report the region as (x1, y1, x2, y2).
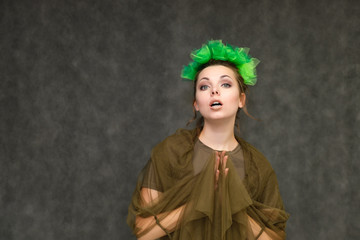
(210, 101, 222, 107)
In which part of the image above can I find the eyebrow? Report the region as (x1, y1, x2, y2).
(199, 77, 209, 81)
(199, 75, 232, 81)
(220, 75, 232, 79)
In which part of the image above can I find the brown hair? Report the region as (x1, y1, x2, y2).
(187, 60, 257, 135)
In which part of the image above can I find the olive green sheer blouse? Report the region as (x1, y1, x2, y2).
(127, 129, 289, 239)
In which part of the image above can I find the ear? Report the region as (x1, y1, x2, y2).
(239, 93, 246, 108)
(193, 100, 199, 111)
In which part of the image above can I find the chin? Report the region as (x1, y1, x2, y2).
(202, 114, 236, 122)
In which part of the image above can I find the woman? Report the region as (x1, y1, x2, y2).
(127, 40, 289, 240)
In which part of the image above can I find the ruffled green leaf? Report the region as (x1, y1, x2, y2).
(225, 45, 238, 62)
(240, 58, 260, 86)
(235, 48, 251, 64)
(181, 62, 200, 81)
(208, 40, 227, 60)
(191, 44, 211, 64)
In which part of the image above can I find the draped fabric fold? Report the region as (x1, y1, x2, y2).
(127, 129, 289, 239)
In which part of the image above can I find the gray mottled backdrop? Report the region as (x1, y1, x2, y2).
(1, 0, 359, 239)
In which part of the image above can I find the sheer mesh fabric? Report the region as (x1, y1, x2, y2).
(127, 129, 289, 239)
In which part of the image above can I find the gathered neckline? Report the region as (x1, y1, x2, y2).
(196, 138, 241, 154)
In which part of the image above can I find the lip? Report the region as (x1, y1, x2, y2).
(209, 100, 223, 109)
(209, 99, 223, 106)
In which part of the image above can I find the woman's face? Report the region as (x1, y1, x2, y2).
(194, 65, 245, 122)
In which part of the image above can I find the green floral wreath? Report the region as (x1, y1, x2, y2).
(181, 40, 260, 86)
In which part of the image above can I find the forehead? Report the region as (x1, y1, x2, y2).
(197, 65, 237, 80)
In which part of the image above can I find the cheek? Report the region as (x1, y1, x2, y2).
(232, 94, 241, 102)
(194, 94, 209, 112)
(226, 92, 241, 107)
(195, 92, 206, 105)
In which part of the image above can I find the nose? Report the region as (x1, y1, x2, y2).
(211, 89, 220, 95)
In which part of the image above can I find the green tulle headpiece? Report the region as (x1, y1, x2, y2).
(181, 40, 260, 86)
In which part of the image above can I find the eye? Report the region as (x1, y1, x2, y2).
(199, 85, 209, 91)
(221, 83, 231, 88)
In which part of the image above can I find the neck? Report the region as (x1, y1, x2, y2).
(199, 118, 238, 151)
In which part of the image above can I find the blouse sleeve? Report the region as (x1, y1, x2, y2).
(246, 168, 289, 239)
(239, 139, 290, 239)
(141, 158, 164, 192)
(256, 171, 289, 230)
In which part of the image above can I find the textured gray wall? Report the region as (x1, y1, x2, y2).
(1, 0, 359, 239)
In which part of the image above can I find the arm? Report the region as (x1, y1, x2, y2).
(247, 169, 287, 240)
(248, 215, 284, 240)
(135, 188, 185, 240)
(136, 152, 230, 240)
